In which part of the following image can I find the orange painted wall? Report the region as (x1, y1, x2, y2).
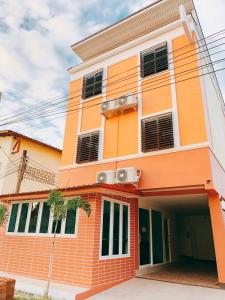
(60, 148, 212, 191)
(142, 72, 172, 115)
(61, 79, 82, 166)
(172, 35, 207, 145)
(104, 56, 139, 158)
(106, 55, 138, 99)
(80, 96, 102, 132)
(208, 192, 225, 284)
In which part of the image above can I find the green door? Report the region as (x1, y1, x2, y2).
(152, 210, 164, 264)
(139, 208, 150, 265)
(164, 218, 170, 262)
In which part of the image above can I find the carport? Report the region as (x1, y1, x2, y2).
(136, 193, 218, 288)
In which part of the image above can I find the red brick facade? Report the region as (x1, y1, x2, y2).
(0, 193, 138, 288)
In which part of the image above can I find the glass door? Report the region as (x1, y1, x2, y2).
(139, 208, 150, 266)
(152, 210, 164, 264)
(164, 218, 171, 262)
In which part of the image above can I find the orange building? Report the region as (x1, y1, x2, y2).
(0, 0, 225, 296)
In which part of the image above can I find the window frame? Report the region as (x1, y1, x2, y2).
(82, 69, 103, 100)
(141, 112, 174, 153)
(76, 130, 100, 164)
(6, 200, 79, 238)
(99, 197, 130, 260)
(140, 42, 168, 78)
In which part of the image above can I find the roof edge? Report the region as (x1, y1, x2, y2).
(71, 0, 163, 49)
(0, 130, 62, 153)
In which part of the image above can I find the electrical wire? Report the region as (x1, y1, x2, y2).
(28, 158, 57, 174)
(2, 52, 225, 127)
(0, 29, 224, 124)
(3, 37, 225, 126)
(1, 33, 225, 125)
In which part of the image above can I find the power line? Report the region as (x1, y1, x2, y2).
(1, 53, 224, 129)
(0, 159, 20, 175)
(0, 167, 19, 179)
(0, 29, 224, 124)
(2, 52, 225, 126)
(21, 44, 225, 122)
(0, 146, 20, 168)
(28, 157, 57, 174)
(2, 32, 225, 125)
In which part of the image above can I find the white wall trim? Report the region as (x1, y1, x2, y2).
(137, 51, 142, 155)
(6, 200, 79, 238)
(60, 143, 209, 171)
(77, 127, 102, 136)
(167, 39, 180, 148)
(99, 197, 130, 260)
(140, 109, 173, 120)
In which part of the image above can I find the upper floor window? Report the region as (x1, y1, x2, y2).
(82, 70, 103, 99)
(141, 113, 174, 152)
(101, 199, 130, 258)
(76, 131, 100, 164)
(7, 201, 77, 236)
(141, 43, 168, 78)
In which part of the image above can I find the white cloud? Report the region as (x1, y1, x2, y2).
(0, 0, 224, 150)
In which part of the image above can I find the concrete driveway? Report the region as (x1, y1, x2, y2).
(89, 278, 225, 300)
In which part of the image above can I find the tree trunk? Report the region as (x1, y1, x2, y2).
(45, 220, 58, 298)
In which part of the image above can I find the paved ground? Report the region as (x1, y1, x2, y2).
(90, 278, 225, 300)
(0, 271, 86, 300)
(138, 261, 218, 288)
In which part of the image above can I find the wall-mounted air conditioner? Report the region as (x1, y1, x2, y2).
(117, 94, 138, 111)
(116, 167, 139, 184)
(96, 170, 116, 184)
(100, 99, 118, 118)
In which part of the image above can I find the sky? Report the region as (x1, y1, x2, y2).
(0, 0, 224, 149)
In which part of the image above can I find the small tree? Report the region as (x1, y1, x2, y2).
(45, 189, 91, 298)
(0, 203, 7, 227)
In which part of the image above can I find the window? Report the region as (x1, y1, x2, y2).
(101, 199, 130, 258)
(8, 204, 19, 232)
(141, 43, 168, 78)
(7, 201, 78, 236)
(76, 131, 100, 164)
(28, 202, 40, 233)
(40, 202, 50, 233)
(141, 113, 174, 152)
(18, 203, 29, 233)
(65, 205, 77, 234)
(82, 70, 103, 99)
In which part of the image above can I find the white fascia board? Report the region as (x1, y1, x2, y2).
(179, 4, 193, 43)
(69, 19, 184, 80)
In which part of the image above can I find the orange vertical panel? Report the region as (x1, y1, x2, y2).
(142, 72, 172, 115)
(172, 34, 207, 145)
(104, 56, 139, 159)
(208, 192, 225, 284)
(60, 79, 82, 166)
(81, 96, 102, 132)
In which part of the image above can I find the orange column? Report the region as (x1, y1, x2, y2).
(208, 191, 225, 285)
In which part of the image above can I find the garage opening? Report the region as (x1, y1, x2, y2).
(137, 194, 218, 288)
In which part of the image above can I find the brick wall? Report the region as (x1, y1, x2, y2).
(0, 193, 138, 288)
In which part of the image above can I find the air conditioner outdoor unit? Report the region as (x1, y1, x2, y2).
(116, 167, 139, 184)
(117, 94, 137, 111)
(101, 99, 118, 117)
(96, 170, 116, 184)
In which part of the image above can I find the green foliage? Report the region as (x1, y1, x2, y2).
(0, 203, 7, 226)
(14, 290, 52, 300)
(47, 189, 91, 224)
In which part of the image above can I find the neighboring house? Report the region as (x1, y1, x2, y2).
(0, 0, 225, 296)
(0, 130, 61, 194)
